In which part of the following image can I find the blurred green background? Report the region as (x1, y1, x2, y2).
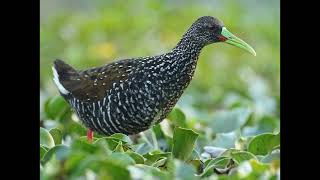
(41, 0, 279, 121)
(40, 0, 279, 179)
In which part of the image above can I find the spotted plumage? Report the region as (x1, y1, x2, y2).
(52, 16, 256, 136)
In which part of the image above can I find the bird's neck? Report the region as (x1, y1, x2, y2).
(160, 36, 205, 90)
(169, 35, 205, 73)
(173, 35, 205, 57)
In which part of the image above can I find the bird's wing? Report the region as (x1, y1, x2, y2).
(70, 59, 137, 102)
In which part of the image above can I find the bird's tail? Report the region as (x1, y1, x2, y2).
(52, 59, 81, 95)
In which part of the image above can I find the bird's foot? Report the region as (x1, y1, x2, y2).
(87, 129, 94, 142)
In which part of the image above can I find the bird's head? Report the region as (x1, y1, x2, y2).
(186, 16, 256, 56)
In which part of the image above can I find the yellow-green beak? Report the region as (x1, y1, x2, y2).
(219, 27, 256, 56)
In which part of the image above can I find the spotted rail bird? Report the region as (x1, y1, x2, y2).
(52, 16, 256, 140)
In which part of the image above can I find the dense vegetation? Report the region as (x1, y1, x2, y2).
(40, 1, 280, 179)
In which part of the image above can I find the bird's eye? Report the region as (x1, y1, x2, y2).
(208, 26, 215, 30)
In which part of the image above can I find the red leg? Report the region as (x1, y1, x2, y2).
(87, 129, 93, 142)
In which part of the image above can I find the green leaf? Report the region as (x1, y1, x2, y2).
(69, 156, 132, 180)
(152, 157, 167, 168)
(128, 164, 170, 180)
(49, 128, 62, 145)
(201, 157, 232, 177)
(69, 122, 87, 136)
(126, 151, 145, 164)
(173, 159, 199, 180)
(167, 107, 187, 128)
(79, 136, 99, 142)
(203, 146, 227, 158)
(97, 160, 131, 180)
(232, 151, 257, 164)
(44, 95, 70, 120)
(242, 116, 279, 137)
(172, 127, 199, 161)
(229, 159, 276, 179)
(105, 152, 135, 167)
(221, 149, 257, 164)
(210, 107, 251, 133)
(42, 155, 60, 178)
(93, 138, 113, 155)
(212, 131, 239, 149)
(110, 133, 132, 144)
(40, 127, 55, 148)
(248, 133, 280, 155)
(143, 150, 171, 165)
(261, 150, 280, 163)
(40, 145, 48, 160)
(134, 142, 154, 155)
(64, 152, 87, 173)
(42, 145, 70, 163)
(72, 138, 99, 153)
(152, 124, 166, 139)
(113, 141, 125, 152)
(189, 159, 205, 174)
(94, 137, 130, 151)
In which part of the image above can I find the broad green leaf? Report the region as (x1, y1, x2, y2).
(97, 160, 131, 180)
(64, 152, 87, 173)
(231, 151, 257, 164)
(203, 146, 227, 158)
(94, 137, 131, 151)
(235, 136, 250, 150)
(113, 141, 125, 152)
(79, 136, 99, 142)
(105, 152, 135, 167)
(212, 131, 239, 149)
(141, 129, 159, 150)
(110, 133, 132, 144)
(229, 159, 275, 179)
(42, 155, 60, 179)
(172, 127, 199, 161)
(143, 150, 171, 165)
(210, 108, 251, 133)
(44, 95, 70, 120)
(126, 151, 145, 164)
(72, 138, 99, 153)
(42, 145, 70, 163)
(190, 149, 202, 160)
(69, 122, 87, 136)
(40, 127, 55, 148)
(93, 138, 113, 155)
(128, 164, 170, 180)
(152, 157, 167, 168)
(49, 128, 62, 145)
(152, 124, 172, 151)
(94, 137, 119, 150)
(134, 142, 154, 155)
(221, 149, 257, 164)
(152, 124, 166, 139)
(173, 159, 199, 180)
(189, 159, 205, 174)
(69, 156, 132, 180)
(40, 145, 48, 160)
(261, 150, 280, 163)
(201, 157, 231, 177)
(242, 116, 279, 137)
(248, 133, 280, 155)
(167, 107, 187, 128)
(258, 116, 279, 133)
